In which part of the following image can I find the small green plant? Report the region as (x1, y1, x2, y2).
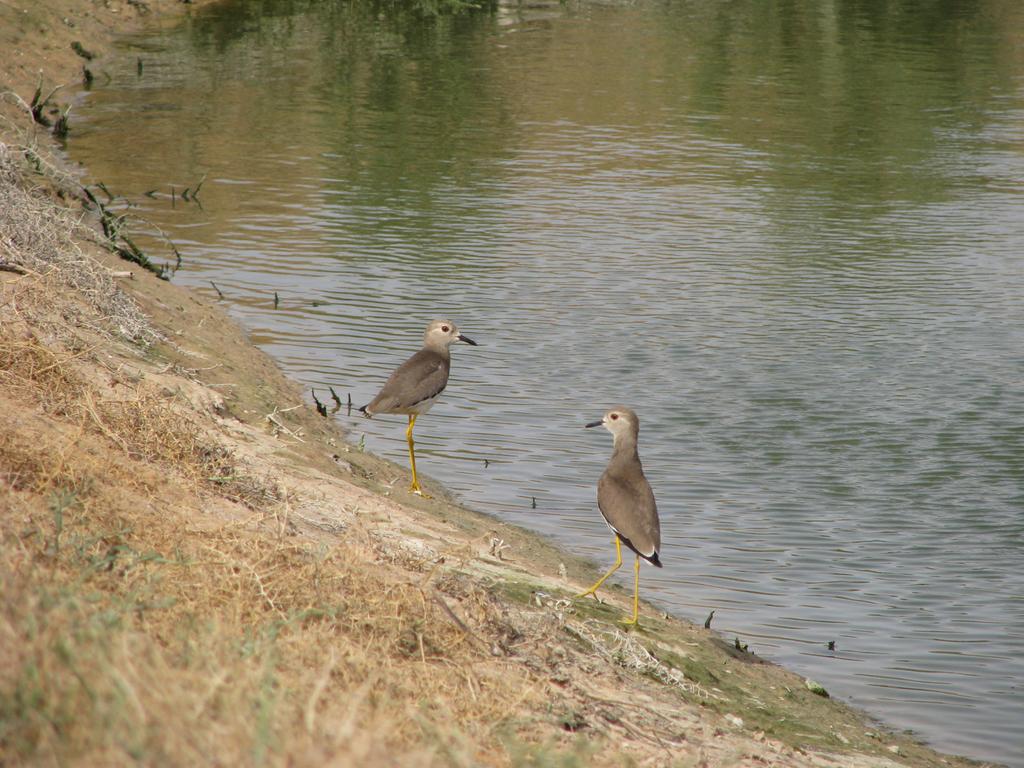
(47, 487, 79, 557)
(53, 105, 71, 139)
(27, 77, 63, 127)
(80, 184, 168, 279)
(70, 41, 95, 60)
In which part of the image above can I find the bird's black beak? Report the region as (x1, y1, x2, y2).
(457, 334, 478, 346)
(585, 419, 603, 429)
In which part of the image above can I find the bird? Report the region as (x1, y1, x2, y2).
(578, 406, 662, 626)
(358, 320, 477, 496)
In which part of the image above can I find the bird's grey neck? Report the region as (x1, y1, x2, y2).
(611, 432, 640, 458)
(423, 342, 451, 358)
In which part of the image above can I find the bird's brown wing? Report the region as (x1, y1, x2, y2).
(364, 348, 450, 415)
(597, 466, 661, 562)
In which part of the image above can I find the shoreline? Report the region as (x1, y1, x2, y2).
(0, 3, 1001, 766)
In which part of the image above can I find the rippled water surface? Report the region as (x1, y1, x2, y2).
(67, 0, 1024, 763)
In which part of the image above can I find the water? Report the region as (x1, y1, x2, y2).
(66, 0, 1024, 763)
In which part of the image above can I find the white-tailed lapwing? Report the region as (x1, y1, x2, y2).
(359, 320, 476, 496)
(578, 406, 662, 625)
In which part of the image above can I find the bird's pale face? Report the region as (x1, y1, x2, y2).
(586, 406, 639, 439)
(425, 320, 477, 348)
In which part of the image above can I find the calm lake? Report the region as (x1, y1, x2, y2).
(67, 0, 1024, 763)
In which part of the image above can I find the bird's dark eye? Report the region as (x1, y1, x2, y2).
(442, 325, 450, 333)
(610, 413, 619, 420)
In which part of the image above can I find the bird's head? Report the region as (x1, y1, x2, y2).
(424, 319, 477, 350)
(586, 406, 640, 445)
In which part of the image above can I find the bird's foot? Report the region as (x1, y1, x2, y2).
(618, 616, 640, 629)
(410, 483, 431, 499)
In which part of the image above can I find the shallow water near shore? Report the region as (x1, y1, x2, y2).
(67, 0, 1024, 763)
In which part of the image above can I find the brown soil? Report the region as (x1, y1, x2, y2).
(0, 3, 1002, 767)
(1, 1, 218, 99)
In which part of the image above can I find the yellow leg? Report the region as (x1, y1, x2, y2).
(578, 536, 622, 598)
(406, 414, 428, 497)
(619, 555, 641, 626)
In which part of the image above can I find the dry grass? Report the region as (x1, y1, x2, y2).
(0, 142, 155, 343)
(0, 330, 247, 489)
(0, 333, 87, 410)
(568, 620, 711, 700)
(0, 390, 565, 767)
